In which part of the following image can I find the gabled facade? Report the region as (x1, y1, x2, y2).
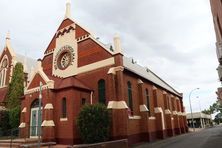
(0, 33, 35, 110)
(19, 1, 187, 145)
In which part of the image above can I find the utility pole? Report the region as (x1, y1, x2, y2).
(38, 82, 42, 148)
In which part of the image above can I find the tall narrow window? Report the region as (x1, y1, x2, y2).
(62, 97, 67, 118)
(127, 81, 133, 112)
(145, 89, 150, 112)
(98, 79, 106, 104)
(81, 98, 86, 106)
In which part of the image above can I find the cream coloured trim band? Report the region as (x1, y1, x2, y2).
(129, 115, 141, 120)
(149, 116, 156, 120)
(41, 120, 55, 127)
(107, 66, 124, 75)
(19, 122, 26, 128)
(78, 57, 115, 74)
(154, 107, 163, 113)
(22, 107, 27, 113)
(140, 104, 148, 112)
(173, 111, 178, 115)
(171, 117, 174, 120)
(165, 109, 171, 114)
(44, 103, 54, 110)
(25, 84, 50, 95)
(107, 101, 128, 109)
(177, 112, 182, 116)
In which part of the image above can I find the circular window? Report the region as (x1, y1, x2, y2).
(57, 51, 72, 70)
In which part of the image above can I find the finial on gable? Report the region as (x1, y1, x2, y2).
(65, 0, 71, 19)
(6, 31, 10, 40)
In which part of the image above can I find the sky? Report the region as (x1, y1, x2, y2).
(0, 0, 220, 114)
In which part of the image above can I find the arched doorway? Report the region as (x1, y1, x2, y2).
(30, 99, 42, 138)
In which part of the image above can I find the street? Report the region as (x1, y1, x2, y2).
(134, 126, 222, 148)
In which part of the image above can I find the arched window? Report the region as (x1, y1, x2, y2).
(0, 58, 8, 87)
(98, 79, 106, 104)
(127, 81, 133, 112)
(145, 89, 150, 112)
(62, 97, 67, 118)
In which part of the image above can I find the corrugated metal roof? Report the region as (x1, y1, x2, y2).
(123, 56, 182, 97)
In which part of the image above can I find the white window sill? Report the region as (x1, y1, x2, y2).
(129, 115, 141, 120)
(60, 118, 68, 121)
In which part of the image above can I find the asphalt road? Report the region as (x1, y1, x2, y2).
(134, 126, 222, 148)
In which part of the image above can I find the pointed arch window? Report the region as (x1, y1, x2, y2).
(127, 81, 133, 112)
(98, 79, 106, 104)
(0, 57, 8, 87)
(61, 97, 67, 118)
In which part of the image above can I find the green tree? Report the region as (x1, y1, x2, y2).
(6, 62, 24, 128)
(77, 104, 110, 144)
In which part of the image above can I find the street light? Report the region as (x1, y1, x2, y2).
(189, 88, 200, 132)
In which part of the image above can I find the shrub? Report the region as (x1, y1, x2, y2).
(0, 110, 10, 136)
(8, 106, 21, 129)
(77, 104, 110, 144)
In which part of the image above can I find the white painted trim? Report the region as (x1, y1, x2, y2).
(41, 120, 55, 127)
(171, 117, 174, 120)
(129, 115, 141, 120)
(19, 122, 26, 128)
(78, 57, 115, 74)
(60, 118, 68, 121)
(149, 116, 156, 120)
(107, 101, 128, 109)
(140, 104, 148, 112)
(25, 84, 50, 95)
(173, 111, 178, 115)
(44, 103, 54, 110)
(107, 66, 124, 75)
(154, 107, 165, 130)
(77, 34, 90, 43)
(177, 112, 182, 116)
(22, 107, 27, 113)
(25, 60, 54, 95)
(153, 86, 157, 90)
(182, 112, 186, 116)
(165, 109, 171, 114)
(154, 107, 162, 113)
(137, 79, 143, 84)
(163, 91, 167, 94)
(176, 97, 179, 100)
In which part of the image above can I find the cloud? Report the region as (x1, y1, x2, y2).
(0, 0, 220, 113)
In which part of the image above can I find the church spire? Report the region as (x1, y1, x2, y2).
(65, 0, 71, 19)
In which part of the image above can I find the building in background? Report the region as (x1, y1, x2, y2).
(187, 112, 212, 128)
(210, 0, 222, 103)
(0, 33, 36, 111)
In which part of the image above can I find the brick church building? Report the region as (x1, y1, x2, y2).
(16, 1, 188, 145)
(0, 33, 36, 111)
